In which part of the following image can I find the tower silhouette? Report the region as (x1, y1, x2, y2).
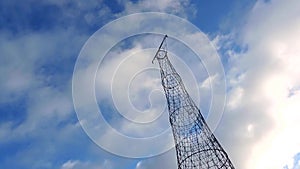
(153, 35, 235, 169)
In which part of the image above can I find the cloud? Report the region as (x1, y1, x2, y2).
(72, 11, 227, 157)
(0, 27, 87, 103)
(60, 159, 113, 169)
(117, 0, 196, 18)
(0, 1, 203, 168)
(0, 0, 203, 168)
(283, 152, 300, 169)
(0, 0, 114, 32)
(215, 0, 300, 168)
(0, 7, 100, 168)
(74, 33, 201, 157)
(135, 149, 178, 169)
(7, 0, 300, 169)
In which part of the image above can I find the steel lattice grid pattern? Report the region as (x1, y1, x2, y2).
(156, 49, 235, 169)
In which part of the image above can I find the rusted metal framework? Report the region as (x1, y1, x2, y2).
(153, 35, 235, 169)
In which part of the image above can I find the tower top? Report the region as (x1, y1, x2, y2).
(152, 35, 168, 63)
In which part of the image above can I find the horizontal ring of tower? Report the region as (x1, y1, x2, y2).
(178, 148, 229, 169)
(156, 50, 167, 59)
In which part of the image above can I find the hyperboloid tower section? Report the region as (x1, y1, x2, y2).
(152, 35, 235, 169)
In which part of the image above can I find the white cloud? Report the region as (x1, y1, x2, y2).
(135, 149, 178, 169)
(227, 86, 244, 110)
(74, 24, 223, 157)
(60, 159, 113, 169)
(0, 21, 94, 168)
(41, 0, 113, 26)
(61, 160, 79, 169)
(0, 1, 201, 168)
(7, 0, 298, 168)
(0, 28, 87, 103)
(0, 27, 86, 138)
(219, 0, 300, 168)
(117, 0, 196, 18)
(89, 36, 195, 156)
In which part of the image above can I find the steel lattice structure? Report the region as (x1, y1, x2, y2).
(153, 35, 235, 169)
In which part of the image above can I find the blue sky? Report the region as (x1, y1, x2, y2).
(1, 0, 300, 169)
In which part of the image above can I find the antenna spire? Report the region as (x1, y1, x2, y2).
(152, 35, 168, 63)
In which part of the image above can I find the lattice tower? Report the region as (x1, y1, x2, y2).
(152, 35, 235, 169)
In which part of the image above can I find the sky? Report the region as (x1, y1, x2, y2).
(1, 0, 300, 169)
